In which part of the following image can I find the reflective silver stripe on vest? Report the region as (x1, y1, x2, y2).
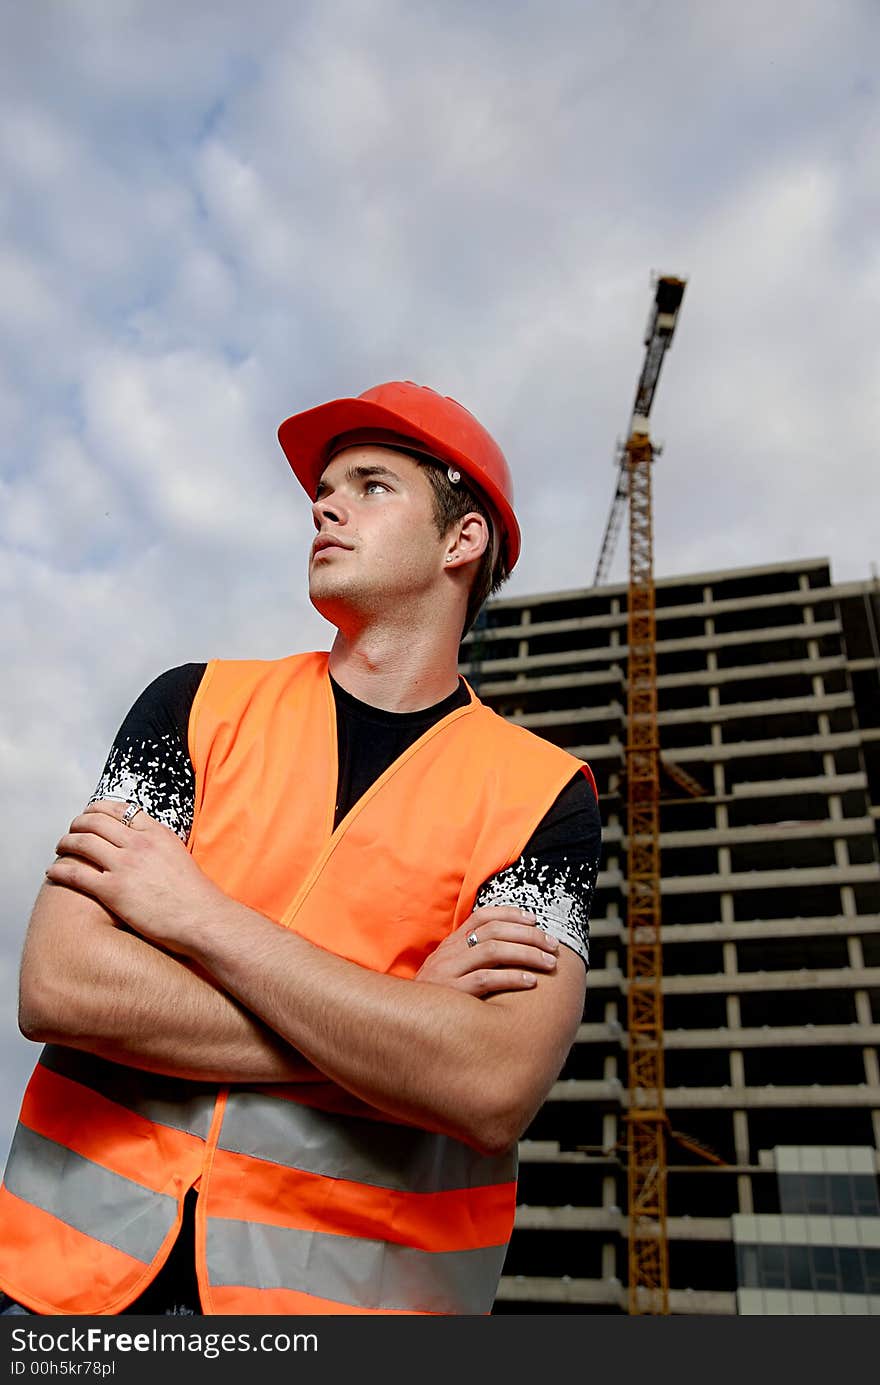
(207, 1216, 506, 1313)
(219, 1092, 517, 1193)
(4, 1125, 178, 1263)
(39, 1045, 217, 1141)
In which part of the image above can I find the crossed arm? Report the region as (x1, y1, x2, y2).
(20, 802, 586, 1155)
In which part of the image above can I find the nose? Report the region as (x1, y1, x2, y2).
(312, 493, 347, 530)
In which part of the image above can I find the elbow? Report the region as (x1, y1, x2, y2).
(470, 1125, 521, 1159)
(462, 1093, 534, 1159)
(18, 969, 73, 1045)
(18, 975, 41, 1040)
(19, 990, 57, 1044)
(19, 1005, 53, 1045)
(450, 1053, 551, 1157)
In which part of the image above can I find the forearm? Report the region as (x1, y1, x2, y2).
(45, 804, 586, 1149)
(184, 896, 578, 1153)
(19, 883, 316, 1083)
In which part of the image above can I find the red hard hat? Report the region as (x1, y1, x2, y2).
(277, 380, 521, 570)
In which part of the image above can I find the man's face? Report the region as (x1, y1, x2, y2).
(308, 445, 449, 626)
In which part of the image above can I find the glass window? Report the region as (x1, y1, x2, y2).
(779, 1174, 806, 1216)
(787, 1246, 811, 1292)
(736, 1245, 760, 1289)
(865, 1249, 880, 1296)
(828, 1175, 855, 1217)
(837, 1247, 865, 1296)
(852, 1175, 880, 1217)
(809, 1246, 838, 1293)
(803, 1173, 829, 1215)
(760, 1245, 786, 1290)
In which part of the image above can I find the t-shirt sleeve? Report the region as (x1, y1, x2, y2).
(473, 768, 600, 968)
(87, 664, 206, 841)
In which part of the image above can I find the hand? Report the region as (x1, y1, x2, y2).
(45, 799, 226, 953)
(416, 905, 560, 997)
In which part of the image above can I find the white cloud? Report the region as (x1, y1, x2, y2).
(0, 247, 69, 341)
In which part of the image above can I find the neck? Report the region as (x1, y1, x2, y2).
(327, 621, 463, 711)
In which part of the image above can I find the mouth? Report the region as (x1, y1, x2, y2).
(311, 535, 352, 558)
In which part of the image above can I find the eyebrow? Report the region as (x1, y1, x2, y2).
(315, 463, 404, 499)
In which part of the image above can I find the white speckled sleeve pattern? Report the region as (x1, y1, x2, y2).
(475, 856, 597, 966)
(89, 736, 195, 841)
(473, 773, 601, 968)
(87, 665, 206, 842)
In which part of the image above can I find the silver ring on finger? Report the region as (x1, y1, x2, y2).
(466, 930, 479, 949)
(121, 802, 142, 828)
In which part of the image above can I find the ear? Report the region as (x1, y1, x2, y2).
(444, 512, 489, 569)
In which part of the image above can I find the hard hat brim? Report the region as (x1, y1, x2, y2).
(278, 396, 521, 569)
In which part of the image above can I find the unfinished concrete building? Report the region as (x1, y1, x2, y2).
(460, 556, 880, 1314)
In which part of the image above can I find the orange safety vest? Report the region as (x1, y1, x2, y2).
(0, 653, 595, 1315)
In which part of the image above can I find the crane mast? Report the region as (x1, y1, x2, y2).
(618, 275, 686, 1314)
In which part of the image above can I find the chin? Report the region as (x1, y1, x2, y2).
(310, 578, 395, 630)
(309, 580, 355, 623)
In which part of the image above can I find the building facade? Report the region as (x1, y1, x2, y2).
(461, 557, 880, 1314)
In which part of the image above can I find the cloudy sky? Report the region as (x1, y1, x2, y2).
(2, 0, 878, 1160)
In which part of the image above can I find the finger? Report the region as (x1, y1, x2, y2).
(464, 969, 540, 998)
(467, 921, 560, 954)
(67, 812, 130, 847)
(45, 855, 106, 894)
(53, 831, 120, 871)
(467, 940, 558, 971)
(87, 799, 151, 831)
(469, 905, 539, 928)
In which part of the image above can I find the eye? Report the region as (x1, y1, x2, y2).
(364, 480, 389, 494)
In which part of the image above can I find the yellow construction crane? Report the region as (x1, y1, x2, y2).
(595, 274, 686, 1315)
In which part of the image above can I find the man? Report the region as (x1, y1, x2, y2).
(0, 381, 600, 1316)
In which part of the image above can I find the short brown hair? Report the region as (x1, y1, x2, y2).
(417, 460, 511, 635)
